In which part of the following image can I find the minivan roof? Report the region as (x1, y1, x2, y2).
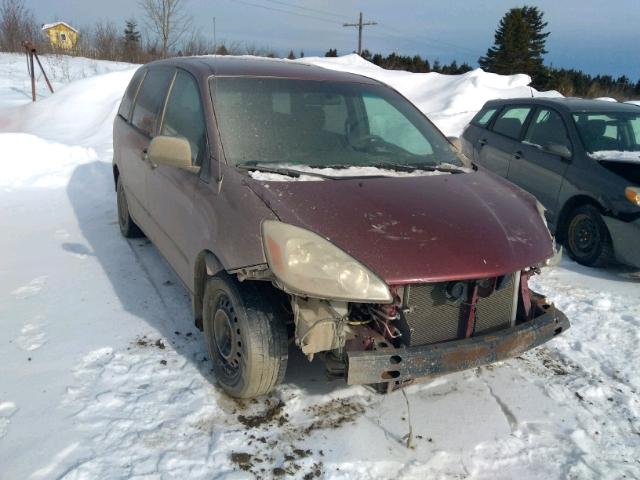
(143, 55, 382, 85)
(483, 96, 640, 114)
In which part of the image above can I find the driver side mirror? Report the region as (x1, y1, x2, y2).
(544, 143, 572, 160)
(148, 136, 200, 173)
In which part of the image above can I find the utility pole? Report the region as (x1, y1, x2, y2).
(212, 17, 217, 54)
(343, 12, 377, 56)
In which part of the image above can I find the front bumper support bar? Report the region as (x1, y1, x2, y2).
(346, 304, 569, 385)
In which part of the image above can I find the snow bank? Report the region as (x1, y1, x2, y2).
(0, 65, 137, 149)
(0, 52, 134, 108)
(0, 133, 97, 190)
(297, 54, 562, 136)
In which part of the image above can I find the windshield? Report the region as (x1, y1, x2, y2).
(573, 112, 640, 153)
(210, 77, 464, 169)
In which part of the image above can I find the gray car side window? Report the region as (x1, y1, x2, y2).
(492, 106, 532, 139)
(131, 68, 174, 137)
(471, 107, 497, 127)
(160, 70, 208, 168)
(524, 108, 571, 150)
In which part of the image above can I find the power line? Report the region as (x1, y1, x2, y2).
(343, 12, 377, 56)
(261, 0, 352, 22)
(228, 0, 341, 25)
(375, 23, 480, 57)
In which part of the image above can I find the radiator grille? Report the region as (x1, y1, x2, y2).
(397, 274, 518, 347)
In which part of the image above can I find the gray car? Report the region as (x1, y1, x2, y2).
(460, 97, 640, 269)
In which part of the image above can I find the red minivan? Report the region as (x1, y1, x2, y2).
(113, 56, 569, 398)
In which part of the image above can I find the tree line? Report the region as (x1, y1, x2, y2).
(0, 0, 638, 99)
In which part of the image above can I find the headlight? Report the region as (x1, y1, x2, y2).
(625, 187, 640, 206)
(262, 220, 392, 303)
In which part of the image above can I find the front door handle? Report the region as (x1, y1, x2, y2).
(513, 150, 523, 160)
(478, 138, 487, 147)
(142, 148, 157, 169)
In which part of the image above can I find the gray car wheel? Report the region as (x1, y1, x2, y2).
(203, 274, 288, 398)
(565, 204, 613, 267)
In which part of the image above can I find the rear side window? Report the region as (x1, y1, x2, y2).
(471, 107, 497, 127)
(131, 69, 174, 136)
(524, 108, 571, 149)
(492, 106, 532, 139)
(118, 68, 145, 121)
(161, 70, 207, 167)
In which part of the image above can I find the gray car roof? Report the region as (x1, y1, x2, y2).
(484, 96, 640, 114)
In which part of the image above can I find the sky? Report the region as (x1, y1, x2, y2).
(28, 0, 640, 80)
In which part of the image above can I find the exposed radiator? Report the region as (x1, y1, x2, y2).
(397, 273, 519, 347)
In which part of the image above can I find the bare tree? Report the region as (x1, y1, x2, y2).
(93, 20, 120, 61)
(138, 0, 190, 57)
(0, 0, 37, 52)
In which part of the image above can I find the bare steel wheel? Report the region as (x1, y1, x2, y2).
(564, 204, 613, 267)
(116, 176, 143, 238)
(203, 273, 288, 398)
(211, 295, 242, 381)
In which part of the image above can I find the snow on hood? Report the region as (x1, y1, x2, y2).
(246, 163, 468, 181)
(589, 150, 640, 163)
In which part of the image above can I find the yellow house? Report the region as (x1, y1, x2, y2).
(41, 22, 79, 50)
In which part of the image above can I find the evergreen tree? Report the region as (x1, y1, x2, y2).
(324, 48, 337, 57)
(122, 18, 141, 62)
(287, 49, 296, 60)
(479, 6, 549, 86)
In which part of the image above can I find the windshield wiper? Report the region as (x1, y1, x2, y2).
(370, 161, 466, 174)
(236, 163, 334, 180)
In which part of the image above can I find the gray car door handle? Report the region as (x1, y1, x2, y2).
(478, 139, 487, 147)
(513, 150, 523, 159)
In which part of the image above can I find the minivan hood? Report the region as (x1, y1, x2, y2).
(246, 171, 553, 284)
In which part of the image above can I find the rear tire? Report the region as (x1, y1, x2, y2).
(116, 176, 143, 238)
(203, 274, 288, 398)
(564, 204, 613, 267)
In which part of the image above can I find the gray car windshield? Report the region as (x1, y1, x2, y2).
(210, 77, 464, 168)
(573, 112, 640, 152)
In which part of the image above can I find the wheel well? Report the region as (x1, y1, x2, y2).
(113, 165, 119, 192)
(193, 251, 291, 332)
(556, 195, 605, 241)
(193, 250, 224, 330)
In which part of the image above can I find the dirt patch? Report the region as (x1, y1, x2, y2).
(237, 399, 286, 428)
(132, 335, 167, 350)
(231, 452, 253, 471)
(302, 398, 365, 434)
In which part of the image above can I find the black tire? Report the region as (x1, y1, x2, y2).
(203, 274, 288, 398)
(116, 176, 143, 238)
(564, 204, 614, 267)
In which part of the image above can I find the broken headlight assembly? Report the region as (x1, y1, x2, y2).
(262, 220, 392, 303)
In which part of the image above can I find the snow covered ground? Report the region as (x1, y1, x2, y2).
(0, 52, 639, 480)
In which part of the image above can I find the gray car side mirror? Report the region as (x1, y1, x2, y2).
(544, 143, 572, 159)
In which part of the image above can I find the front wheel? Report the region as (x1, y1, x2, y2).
(203, 274, 288, 398)
(564, 204, 613, 267)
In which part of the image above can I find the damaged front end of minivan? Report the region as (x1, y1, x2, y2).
(234, 214, 569, 392)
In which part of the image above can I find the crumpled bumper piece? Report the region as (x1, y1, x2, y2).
(346, 304, 569, 385)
